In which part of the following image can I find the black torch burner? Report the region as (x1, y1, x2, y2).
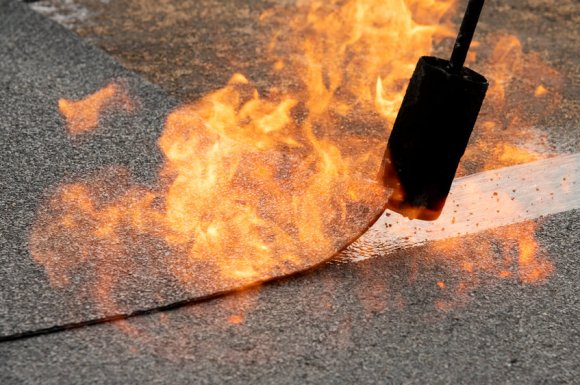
(381, 0, 488, 220)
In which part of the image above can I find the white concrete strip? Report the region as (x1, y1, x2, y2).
(341, 153, 580, 262)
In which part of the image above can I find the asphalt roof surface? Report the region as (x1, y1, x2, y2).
(1, 0, 579, 383)
(0, 0, 389, 339)
(1, 211, 579, 384)
(0, 0, 178, 337)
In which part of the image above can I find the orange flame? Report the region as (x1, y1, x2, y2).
(31, 72, 388, 299)
(31, 0, 562, 312)
(59, 82, 134, 135)
(270, 0, 455, 126)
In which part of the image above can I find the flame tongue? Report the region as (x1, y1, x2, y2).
(272, 0, 455, 125)
(158, 74, 388, 265)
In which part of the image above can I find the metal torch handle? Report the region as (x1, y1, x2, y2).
(449, 0, 485, 73)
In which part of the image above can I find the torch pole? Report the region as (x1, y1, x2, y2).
(448, 0, 485, 73)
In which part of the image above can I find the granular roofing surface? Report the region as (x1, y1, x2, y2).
(1, 211, 578, 384)
(1, 0, 579, 383)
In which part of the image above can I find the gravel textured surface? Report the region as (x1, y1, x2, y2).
(0, 0, 578, 383)
(1, 210, 578, 384)
(0, 0, 177, 336)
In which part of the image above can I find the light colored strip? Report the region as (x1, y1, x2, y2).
(341, 153, 580, 262)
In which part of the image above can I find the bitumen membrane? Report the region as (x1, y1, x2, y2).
(0, 0, 387, 339)
(0, 0, 177, 337)
(1, 0, 579, 383)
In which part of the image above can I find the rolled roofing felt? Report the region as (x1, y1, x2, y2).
(380, 0, 488, 221)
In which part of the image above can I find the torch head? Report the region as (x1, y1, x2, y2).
(380, 56, 488, 220)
